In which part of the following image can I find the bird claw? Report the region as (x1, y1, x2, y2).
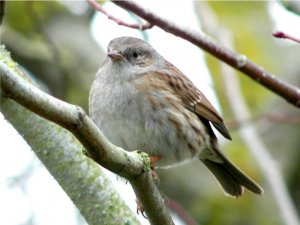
(136, 198, 148, 219)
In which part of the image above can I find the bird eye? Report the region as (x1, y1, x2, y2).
(132, 51, 139, 59)
(124, 48, 143, 62)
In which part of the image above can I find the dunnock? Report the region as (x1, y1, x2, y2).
(89, 37, 263, 197)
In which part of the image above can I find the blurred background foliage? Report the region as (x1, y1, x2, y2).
(1, 1, 299, 225)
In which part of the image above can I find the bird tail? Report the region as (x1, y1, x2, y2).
(200, 148, 263, 197)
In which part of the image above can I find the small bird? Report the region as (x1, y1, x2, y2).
(89, 36, 263, 197)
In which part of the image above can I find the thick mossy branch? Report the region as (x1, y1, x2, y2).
(0, 46, 174, 225)
(1, 87, 140, 225)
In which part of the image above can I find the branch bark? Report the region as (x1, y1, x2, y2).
(0, 47, 174, 225)
(110, 0, 300, 107)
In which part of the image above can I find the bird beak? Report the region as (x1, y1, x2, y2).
(107, 50, 123, 61)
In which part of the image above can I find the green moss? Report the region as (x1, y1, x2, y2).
(0, 45, 17, 68)
(81, 146, 89, 157)
(0, 44, 31, 82)
(138, 151, 150, 172)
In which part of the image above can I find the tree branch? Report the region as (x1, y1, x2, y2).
(1, 91, 141, 225)
(0, 49, 174, 225)
(111, 0, 300, 107)
(87, 0, 153, 30)
(226, 112, 300, 130)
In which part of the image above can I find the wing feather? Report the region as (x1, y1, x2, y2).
(154, 63, 232, 140)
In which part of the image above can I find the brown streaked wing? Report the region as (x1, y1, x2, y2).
(156, 62, 232, 140)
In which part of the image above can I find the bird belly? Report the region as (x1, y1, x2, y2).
(89, 83, 209, 168)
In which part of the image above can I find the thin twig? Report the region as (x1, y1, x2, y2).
(166, 199, 200, 225)
(226, 112, 300, 130)
(87, 0, 153, 30)
(111, 0, 300, 108)
(273, 31, 300, 44)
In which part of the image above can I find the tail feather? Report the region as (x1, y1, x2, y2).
(201, 150, 263, 197)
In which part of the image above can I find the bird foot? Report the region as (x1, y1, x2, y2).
(136, 198, 148, 218)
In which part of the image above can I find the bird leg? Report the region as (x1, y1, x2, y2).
(149, 155, 161, 186)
